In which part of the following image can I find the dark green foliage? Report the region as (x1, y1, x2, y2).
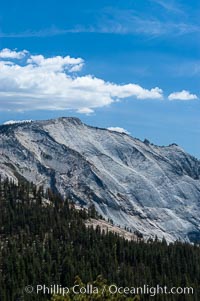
(51, 275, 138, 301)
(0, 179, 199, 301)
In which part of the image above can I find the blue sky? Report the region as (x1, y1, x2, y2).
(0, 0, 200, 157)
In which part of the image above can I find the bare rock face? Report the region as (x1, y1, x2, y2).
(0, 117, 200, 242)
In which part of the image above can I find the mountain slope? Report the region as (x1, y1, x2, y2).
(0, 117, 200, 242)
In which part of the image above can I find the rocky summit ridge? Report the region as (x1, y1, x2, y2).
(0, 117, 200, 242)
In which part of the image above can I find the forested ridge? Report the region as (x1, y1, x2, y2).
(0, 178, 199, 301)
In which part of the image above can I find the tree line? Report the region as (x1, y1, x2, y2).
(0, 178, 199, 301)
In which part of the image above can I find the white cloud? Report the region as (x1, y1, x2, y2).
(0, 6, 198, 39)
(107, 127, 130, 134)
(93, 8, 198, 37)
(0, 49, 163, 113)
(151, 0, 183, 14)
(3, 120, 33, 125)
(27, 54, 84, 72)
(0, 18, 198, 39)
(168, 90, 198, 101)
(77, 108, 94, 114)
(0, 48, 28, 59)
